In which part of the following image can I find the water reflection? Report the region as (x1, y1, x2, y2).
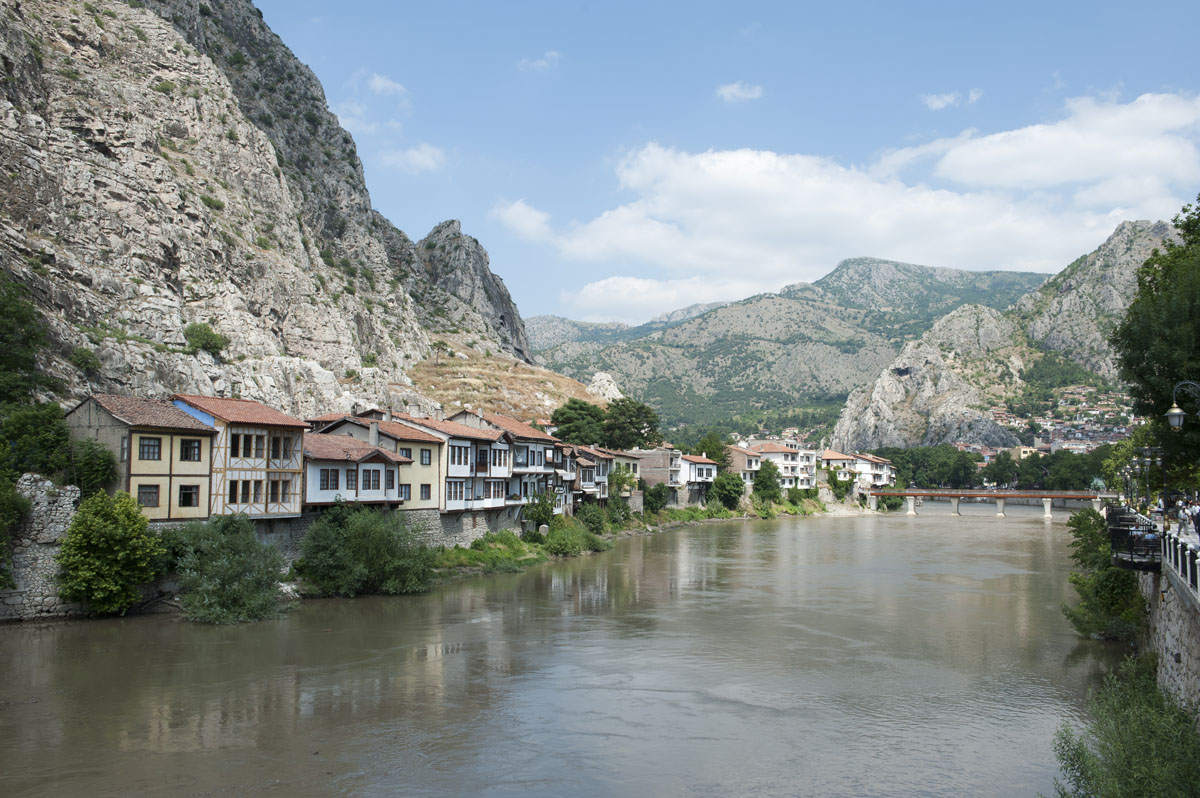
(0, 505, 1120, 797)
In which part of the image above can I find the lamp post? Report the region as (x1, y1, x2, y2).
(1164, 380, 1200, 430)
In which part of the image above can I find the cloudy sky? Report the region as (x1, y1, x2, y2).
(257, 0, 1200, 324)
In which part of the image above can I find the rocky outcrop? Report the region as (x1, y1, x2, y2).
(831, 306, 1022, 450)
(586, 371, 623, 402)
(415, 221, 530, 361)
(1014, 220, 1178, 379)
(0, 0, 529, 416)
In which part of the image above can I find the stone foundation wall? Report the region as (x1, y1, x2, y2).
(1139, 570, 1200, 709)
(437, 509, 519, 548)
(0, 475, 86, 621)
(628, 490, 643, 515)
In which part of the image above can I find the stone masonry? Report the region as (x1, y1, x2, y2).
(0, 475, 86, 621)
(1140, 571, 1200, 710)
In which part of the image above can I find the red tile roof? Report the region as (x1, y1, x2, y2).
(303, 433, 410, 464)
(577, 445, 614, 460)
(82, 394, 216, 433)
(391, 413, 507, 442)
(173, 394, 308, 428)
(375, 419, 444, 444)
(726, 445, 759, 457)
(682, 454, 717, 464)
(821, 449, 854, 461)
(752, 442, 796, 454)
(480, 411, 558, 442)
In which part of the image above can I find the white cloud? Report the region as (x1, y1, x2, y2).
(922, 92, 961, 110)
(333, 100, 377, 135)
(968, 88, 983, 104)
(490, 199, 553, 241)
(380, 142, 446, 173)
(368, 72, 407, 96)
(518, 50, 562, 72)
(509, 92, 1200, 322)
(716, 81, 764, 102)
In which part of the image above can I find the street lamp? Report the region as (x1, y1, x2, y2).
(1164, 380, 1200, 430)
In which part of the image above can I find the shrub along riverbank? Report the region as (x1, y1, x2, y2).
(1054, 508, 1200, 796)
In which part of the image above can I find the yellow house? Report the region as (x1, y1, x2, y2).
(65, 394, 217, 522)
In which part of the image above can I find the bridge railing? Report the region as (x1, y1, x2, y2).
(1161, 528, 1200, 607)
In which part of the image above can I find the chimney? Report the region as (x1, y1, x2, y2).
(385, 407, 393, 422)
(369, 421, 379, 446)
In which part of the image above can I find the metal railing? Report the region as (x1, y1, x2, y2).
(1161, 528, 1200, 602)
(1107, 504, 1161, 572)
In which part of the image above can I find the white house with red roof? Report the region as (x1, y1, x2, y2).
(302, 433, 412, 507)
(172, 394, 307, 518)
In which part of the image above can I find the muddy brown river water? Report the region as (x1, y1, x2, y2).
(0, 503, 1121, 797)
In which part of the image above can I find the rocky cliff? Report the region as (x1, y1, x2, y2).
(831, 306, 1023, 450)
(831, 221, 1177, 449)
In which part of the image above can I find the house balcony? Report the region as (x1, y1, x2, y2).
(1108, 505, 1160, 572)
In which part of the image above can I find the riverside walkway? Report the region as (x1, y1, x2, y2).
(866, 488, 1117, 517)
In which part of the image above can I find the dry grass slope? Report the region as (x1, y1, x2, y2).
(408, 343, 602, 420)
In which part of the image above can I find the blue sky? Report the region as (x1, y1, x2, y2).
(256, 1, 1200, 324)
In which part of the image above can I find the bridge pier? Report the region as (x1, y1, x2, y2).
(868, 494, 878, 511)
(995, 498, 1006, 518)
(906, 496, 917, 516)
(1091, 499, 1102, 514)
(949, 497, 960, 516)
(1042, 498, 1053, 519)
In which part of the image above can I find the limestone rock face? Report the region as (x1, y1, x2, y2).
(415, 221, 531, 361)
(586, 372, 624, 402)
(832, 306, 1021, 450)
(1014, 220, 1178, 379)
(0, 0, 529, 415)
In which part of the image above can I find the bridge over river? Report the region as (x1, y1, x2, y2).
(867, 488, 1117, 517)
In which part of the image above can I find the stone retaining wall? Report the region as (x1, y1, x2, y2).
(1139, 570, 1200, 709)
(0, 475, 86, 621)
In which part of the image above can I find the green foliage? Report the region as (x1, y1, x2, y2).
(297, 505, 434, 597)
(57, 492, 162, 614)
(544, 518, 611, 556)
(607, 464, 638, 497)
(871, 444, 981, 488)
(525, 491, 556, 530)
(0, 402, 70, 482)
(169, 516, 286, 623)
(63, 438, 117, 498)
(690, 430, 730, 471)
(752, 495, 776, 519)
(70, 346, 102, 372)
(711, 470, 745, 510)
(0, 480, 29, 589)
(199, 194, 224, 211)
(183, 322, 230, 358)
(576, 502, 607, 535)
(0, 273, 60, 402)
(1061, 509, 1143, 642)
(1111, 195, 1200, 469)
(980, 450, 1018, 486)
(551, 398, 606, 445)
(827, 469, 853, 500)
(602, 398, 662, 449)
(436, 530, 545, 573)
(753, 459, 782, 503)
(605, 495, 631, 526)
(1054, 655, 1200, 797)
(643, 483, 670, 514)
(152, 80, 175, 93)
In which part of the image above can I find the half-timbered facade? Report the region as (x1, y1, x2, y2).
(172, 394, 307, 518)
(64, 394, 217, 522)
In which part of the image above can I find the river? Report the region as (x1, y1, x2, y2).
(0, 503, 1120, 797)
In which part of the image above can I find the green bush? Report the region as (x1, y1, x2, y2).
(199, 194, 224, 211)
(712, 471, 746, 510)
(525, 491, 556, 530)
(752, 496, 776, 519)
(172, 516, 285, 623)
(437, 530, 544, 573)
(57, 491, 163, 614)
(605, 495, 630, 526)
(1055, 655, 1200, 796)
(576, 502, 607, 535)
(64, 438, 117, 498)
(183, 322, 230, 358)
(643, 483, 670, 514)
(544, 524, 583, 556)
(1062, 509, 1144, 642)
(297, 505, 434, 596)
(70, 346, 102, 372)
(827, 470, 853, 500)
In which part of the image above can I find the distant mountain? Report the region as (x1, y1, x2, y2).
(831, 220, 1179, 450)
(534, 260, 1048, 427)
(524, 316, 631, 352)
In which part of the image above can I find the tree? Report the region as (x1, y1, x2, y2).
(981, 451, 1018, 487)
(172, 516, 286, 623)
(753, 459, 782, 503)
(602, 398, 661, 450)
(643, 483, 670, 514)
(63, 438, 117, 498)
(711, 471, 745, 510)
(552, 398, 605, 445)
(691, 430, 731, 471)
(57, 491, 163, 614)
(525, 491, 556, 530)
(1111, 195, 1200, 471)
(0, 403, 71, 483)
(184, 322, 231, 359)
(1061, 509, 1142, 642)
(0, 273, 60, 403)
